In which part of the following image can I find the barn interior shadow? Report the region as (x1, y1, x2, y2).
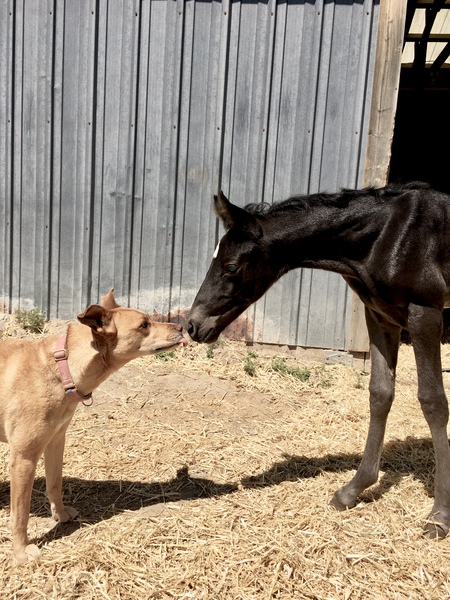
(0, 436, 437, 548)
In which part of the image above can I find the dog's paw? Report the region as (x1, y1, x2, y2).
(52, 505, 78, 523)
(15, 543, 41, 564)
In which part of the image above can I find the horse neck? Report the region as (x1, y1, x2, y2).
(264, 202, 376, 276)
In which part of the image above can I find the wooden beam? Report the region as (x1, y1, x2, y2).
(406, 33, 450, 41)
(415, 0, 450, 7)
(432, 41, 450, 69)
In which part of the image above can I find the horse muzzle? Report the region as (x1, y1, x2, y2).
(187, 315, 221, 343)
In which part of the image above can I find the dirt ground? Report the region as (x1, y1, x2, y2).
(2, 316, 450, 598)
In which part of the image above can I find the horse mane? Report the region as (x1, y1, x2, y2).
(244, 181, 432, 216)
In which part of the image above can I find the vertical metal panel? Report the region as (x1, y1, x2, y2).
(0, 2, 14, 311)
(11, 0, 54, 312)
(0, 0, 380, 350)
(55, 0, 97, 316)
(95, 0, 140, 303)
(170, 0, 226, 311)
(221, 0, 379, 348)
(130, 0, 185, 313)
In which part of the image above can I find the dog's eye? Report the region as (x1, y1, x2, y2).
(140, 321, 149, 329)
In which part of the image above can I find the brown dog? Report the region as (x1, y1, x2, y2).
(0, 289, 187, 563)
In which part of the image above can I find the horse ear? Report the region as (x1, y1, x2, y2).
(214, 191, 236, 229)
(214, 191, 262, 239)
(100, 288, 120, 310)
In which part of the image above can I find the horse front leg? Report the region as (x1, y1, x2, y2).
(408, 303, 450, 538)
(331, 308, 400, 510)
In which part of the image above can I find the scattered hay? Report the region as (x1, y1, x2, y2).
(1, 317, 450, 598)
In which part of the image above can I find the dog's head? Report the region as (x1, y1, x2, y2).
(77, 289, 187, 360)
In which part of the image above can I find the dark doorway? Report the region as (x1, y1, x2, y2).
(390, 1, 450, 342)
(389, 0, 450, 194)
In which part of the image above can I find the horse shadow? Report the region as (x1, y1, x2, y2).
(240, 436, 436, 503)
(0, 436, 436, 548)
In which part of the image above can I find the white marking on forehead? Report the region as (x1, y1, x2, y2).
(213, 240, 221, 259)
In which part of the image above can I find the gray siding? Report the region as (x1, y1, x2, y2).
(0, 0, 379, 349)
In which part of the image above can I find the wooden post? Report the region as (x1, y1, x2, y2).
(363, 0, 409, 188)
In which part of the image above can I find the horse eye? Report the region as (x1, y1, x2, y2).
(225, 264, 239, 274)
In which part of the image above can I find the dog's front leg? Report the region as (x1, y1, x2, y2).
(44, 425, 78, 523)
(10, 452, 41, 563)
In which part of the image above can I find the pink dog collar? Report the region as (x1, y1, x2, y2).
(54, 335, 92, 402)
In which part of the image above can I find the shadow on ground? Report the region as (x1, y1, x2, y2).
(0, 436, 436, 547)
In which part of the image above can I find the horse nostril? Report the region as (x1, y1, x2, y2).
(187, 321, 197, 339)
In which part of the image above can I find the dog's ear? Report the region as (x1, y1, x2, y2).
(77, 305, 116, 338)
(100, 288, 120, 310)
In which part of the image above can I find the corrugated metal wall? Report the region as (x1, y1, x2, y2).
(0, 0, 379, 349)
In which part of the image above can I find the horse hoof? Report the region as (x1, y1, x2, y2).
(424, 520, 449, 540)
(330, 492, 355, 512)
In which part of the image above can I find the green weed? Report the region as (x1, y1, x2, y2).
(313, 365, 332, 388)
(206, 339, 223, 359)
(271, 356, 310, 382)
(15, 308, 46, 333)
(154, 351, 175, 361)
(243, 350, 257, 376)
(354, 371, 365, 389)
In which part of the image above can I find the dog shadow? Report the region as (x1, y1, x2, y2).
(0, 436, 436, 548)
